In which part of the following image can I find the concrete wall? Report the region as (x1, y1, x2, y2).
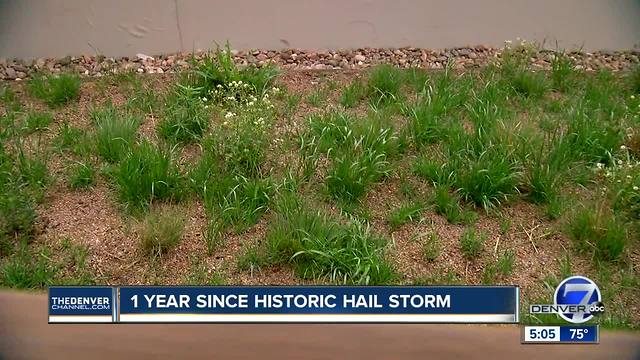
(1, 0, 639, 59)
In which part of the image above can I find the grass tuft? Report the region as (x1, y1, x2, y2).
(388, 201, 425, 229)
(22, 111, 52, 134)
(140, 207, 185, 258)
(158, 85, 210, 144)
(567, 207, 627, 262)
(28, 73, 80, 107)
(67, 161, 96, 189)
(92, 105, 139, 163)
(265, 198, 394, 285)
(113, 141, 182, 211)
(188, 42, 278, 100)
(460, 227, 486, 259)
(550, 51, 576, 92)
(366, 64, 403, 106)
(340, 79, 365, 108)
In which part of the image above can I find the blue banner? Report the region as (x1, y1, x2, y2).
(559, 325, 599, 343)
(48, 286, 115, 323)
(117, 286, 519, 323)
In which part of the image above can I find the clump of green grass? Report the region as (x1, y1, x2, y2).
(1, 244, 55, 288)
(279, 91, 301, 119)
(567, 207, 627, 262)
(405, 67, 430, 93)
(28, 73, 80, 107)
(432, 186, 468, 224)
(509, 71, 547, 98)
(158, 85, 210, 144)
(550, 51, 576, 92)
(406, 69, 472, 146)
(366, 64, 403, 106)
(237, 245, 268, 276)
(185, 260, 226, 284)
(497, 250, 515, 276)
(306, 88, 326, 107)
(455, 145, 521, 209)
(187, 42, 278, 100)
(22, 111, 52, 134)
(67, 161, 96, 189)
(140, 207, 185, 258)
(0, 86, 21, 112)
(388, 201, 424, 229)
(583, 70, 626, 120)
(460, 227, 486, 259)
(563, 104, 622, 165)
(414, 156, 455, 187)
(15, 149, 49, 194)
(125, 83, 158, 115)
(0, 146, 44, 243)
(265, 197, 394, 285)
(326, 151, 388, 203)
(499, 42, 547, 99)
(203, 174, 274, 233)
(340, 79, 365, 108)
(113, 141, 182, 211)
(422, 232, 441, 262)
(518, 123, 573, 205)
(0, 189, 36, 241)
(92, 105, 139, 163)
(52, 122, 90, 155)
(305, 110, 399, 203)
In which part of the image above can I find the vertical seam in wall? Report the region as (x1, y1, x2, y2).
(173, 0, 184, 52)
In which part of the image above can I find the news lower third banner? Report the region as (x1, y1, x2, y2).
(48, 286, 519, 324)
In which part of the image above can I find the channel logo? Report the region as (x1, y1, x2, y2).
(530, 276, 604, 324)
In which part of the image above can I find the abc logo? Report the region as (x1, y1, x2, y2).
(554, 276, 603, 324)
(589, 301, 605, 315)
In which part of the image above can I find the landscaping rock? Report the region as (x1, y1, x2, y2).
(4, 67, 17, 80)
(58, 56, 72, 66)
(1, 45, 637, 79)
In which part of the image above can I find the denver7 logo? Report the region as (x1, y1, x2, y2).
(554, 276, 602, 324)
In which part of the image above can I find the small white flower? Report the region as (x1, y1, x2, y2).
(618, 159, 624, 165)
(633, 186, 639, 191)
(621, 145, 627, 150)
(225, 112, 235, 119)
(202, 97, 207, 102)
(631, 95, 636, 100)
(596, 162, 605, 169)
(627, 175, 632, 179)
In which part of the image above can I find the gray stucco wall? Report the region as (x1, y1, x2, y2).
(1, 0, 639, 59)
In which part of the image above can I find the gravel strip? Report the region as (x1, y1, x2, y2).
(1, 46, 639, 80)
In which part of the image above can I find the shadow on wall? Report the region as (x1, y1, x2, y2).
(0, 0, 639, 59)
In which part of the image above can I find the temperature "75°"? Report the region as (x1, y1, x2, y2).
(569, 328, 588, 339)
